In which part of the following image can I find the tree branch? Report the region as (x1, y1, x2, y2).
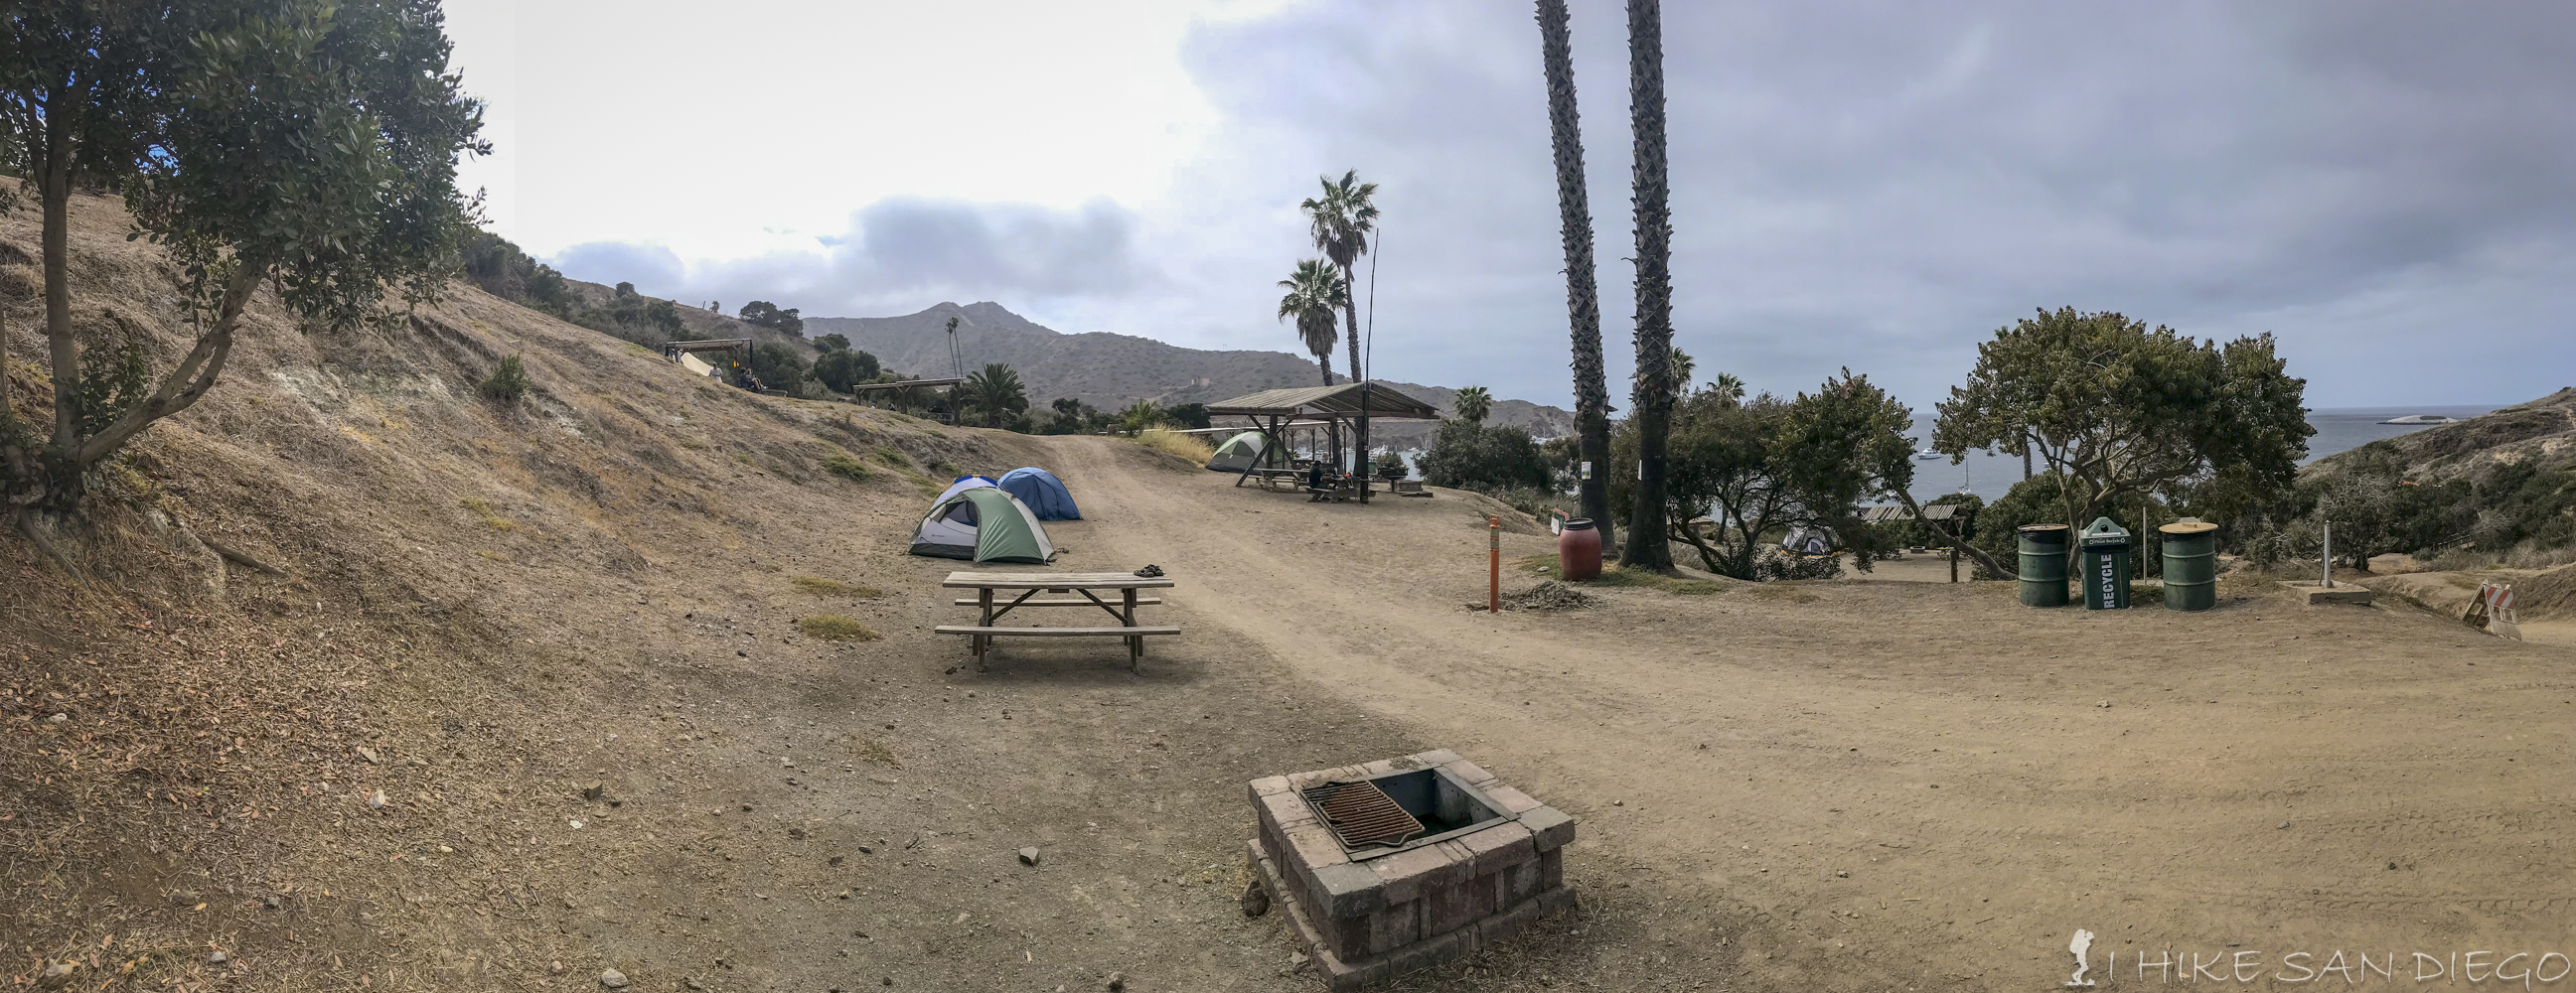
(71, 255, 267, 467)
(1895, 488, 2016, 580)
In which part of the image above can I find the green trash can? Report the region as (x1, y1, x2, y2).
(2160, 518, 2219, 612)
(2017, 524, 2070, 608)
(2079, 517, 2132, 610)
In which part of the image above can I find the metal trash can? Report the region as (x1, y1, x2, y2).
(2017, 524, 2070, 608)
(2079, 517, 2132, 610)
(2160, 518, 2219, 612)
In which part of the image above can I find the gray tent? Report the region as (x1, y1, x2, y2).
(1206, 431, 1288, 474)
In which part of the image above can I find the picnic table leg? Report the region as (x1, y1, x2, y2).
(978, 588, 993, 669)
(1124, 587, 1140, 669)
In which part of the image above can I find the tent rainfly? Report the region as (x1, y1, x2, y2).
(910, 487, 1055, 563)
(997, 467, 1081, 520)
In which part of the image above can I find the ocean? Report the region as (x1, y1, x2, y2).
(1899, 404, 2500, 503)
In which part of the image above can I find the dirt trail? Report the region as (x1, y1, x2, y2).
(1034, 436, 2576, 990)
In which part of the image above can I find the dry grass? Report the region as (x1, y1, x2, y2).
(843, 734, 898, 766)
(458, 496, 517, 531)
(820, 454, 873, 483)
(791, 575, 884, 598)
(1136, 427, 1214, 464)
(1515, 554, 1727, 595)
(797, 615, 881, 641)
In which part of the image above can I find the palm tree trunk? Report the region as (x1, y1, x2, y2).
(1617, 0, 1676, 571)
(1317, 355, 1334, 386)
(1538, 0, 1615, 550)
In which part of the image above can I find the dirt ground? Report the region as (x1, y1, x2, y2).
(7, 191, 2576, 992)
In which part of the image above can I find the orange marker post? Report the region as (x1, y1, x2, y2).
(1488, 515, 1502, 613)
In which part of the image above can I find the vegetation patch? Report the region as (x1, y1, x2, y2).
(843, 735, 898, 766)
(459, 496, 517, 531)
(479, 355, 533, 402)
(798, 615, 880, 641)
(1136, 427, 1215, 464)
(820, 454, 872, 482)
(792, 576, 884, 599)
(930, 459, 962, 477)
(876, 448, 913, 469)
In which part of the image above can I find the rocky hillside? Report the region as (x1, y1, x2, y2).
(2310, 386, 2576, 481)
(806, 302, 1576, 444)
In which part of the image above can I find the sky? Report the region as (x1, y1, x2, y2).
(441, 0, 2576, 411)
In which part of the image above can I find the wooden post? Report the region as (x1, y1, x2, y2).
(1489, 516, 1502, 614)
(1949, 540, 1958, 583)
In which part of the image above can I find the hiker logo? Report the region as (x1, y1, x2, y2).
(2067, 929, 2097, 987)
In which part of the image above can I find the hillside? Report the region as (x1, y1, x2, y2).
(806, 302, 1577, 444)
(2309, 386, 2576, 480)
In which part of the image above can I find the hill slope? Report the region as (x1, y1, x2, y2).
(2309, 387, 2576, 481)
(807, 302, 1576, 444)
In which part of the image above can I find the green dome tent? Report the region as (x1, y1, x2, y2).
(1206, 430, 1287, 474)
(909, 487, 1056, 564)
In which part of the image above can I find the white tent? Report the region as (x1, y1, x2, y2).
(1206, 431, 1288, 474)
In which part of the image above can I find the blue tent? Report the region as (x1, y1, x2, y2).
(997, 467, 1081, 520)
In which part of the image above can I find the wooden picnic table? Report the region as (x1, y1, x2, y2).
(937, 571, 1179, 671)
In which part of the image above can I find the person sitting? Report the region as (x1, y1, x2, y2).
(1306, 462, 1330, 501)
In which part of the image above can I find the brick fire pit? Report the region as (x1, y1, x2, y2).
(1247, 750, 1577, 989)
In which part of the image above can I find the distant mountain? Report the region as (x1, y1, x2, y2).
(804, 302, 1575, 447)
(2308, 386, 2576, 482)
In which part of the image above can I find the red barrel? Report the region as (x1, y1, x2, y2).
(1558, 517, 1602, 581)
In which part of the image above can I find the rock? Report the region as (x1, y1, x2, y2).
(788, 828, 807, 840)
(208, 950, 228, 965)
(583, 780, 607, 800)
(263, 895, 282, 911)
(357, 747, 381, 764)
(1105, 972, 1125, 991)
(857, 845, 873, 855)
(548, 961, 566, 976)
(39, 961, 75, 988)
(1018, 847, 1041, 867)
(1288, 951, 1309, 968)
(1835, 871, 1850, 878)
(2279, 821, 2291, 830)
(838, 889, 852, 900)
(830, 855, 845, 867)
(368, 788, 389, 809)
(2096, 700, 2111, 708)
(45, 712, 67, 724)
(1240, 880, 1270, 918)
(599, 968, 630, 988)
(684, 980, 706, 992)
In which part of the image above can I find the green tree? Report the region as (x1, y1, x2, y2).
(737, 300, 804, 337)
(1164, 402, 1211, 430)
(1114, 399, 1168, 437)
(1276, 258, 1345, 385)
(815, 333, 850, 352)
(1420, 420, 1550, 493)
(811, 349, 879, 393)
(1536, 0, 1616, 550)
(1300, 171, 1378, 480)
(1933, 308, 2313, 563)
(960, 362, 1029, 429)
(1617, 0, 1676, 570)
(0, 0, 486, 540)
(748, 342, 807, 392)
(1450, 385, 1493, 424)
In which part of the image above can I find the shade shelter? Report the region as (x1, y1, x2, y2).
(998, 467, 1082, 520)
(1205, 382, 1440, 499)
(910, 487, 1055, 563)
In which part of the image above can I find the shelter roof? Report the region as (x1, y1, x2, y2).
(1859, 503, 1966, 521)
(1204, 382, 1440, 420)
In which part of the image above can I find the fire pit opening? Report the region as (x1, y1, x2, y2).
(1301, 767, 1506, 859)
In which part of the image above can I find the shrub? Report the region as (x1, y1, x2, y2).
(480, 355, 532, 402)
(1374, 450, 1410, 480)
(798, 615, 879, 641)
(1419, 419, 1550, 492)
(821, 455, 873, 482)
(1136, 427, 1214, 463)
(458, 496, 516, 531)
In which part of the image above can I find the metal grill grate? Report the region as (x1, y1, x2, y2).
(1301, 780, 1425, 850)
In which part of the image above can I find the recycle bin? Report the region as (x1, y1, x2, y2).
(2078, 517, 2132, 610)
(2017, 524, 2070, 607)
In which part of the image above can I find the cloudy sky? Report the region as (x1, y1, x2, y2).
(442, 0, 2576, 410)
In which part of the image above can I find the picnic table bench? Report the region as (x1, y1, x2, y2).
(936, 571, 1178, 671)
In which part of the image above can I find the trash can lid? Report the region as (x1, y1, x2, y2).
(2080, 516, 2130, 546)
(2159, 519, 2218, 535)
(2017, 523, 2069, 534)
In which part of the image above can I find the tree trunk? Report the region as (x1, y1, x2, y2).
(1617, 0, 1675, 571)
(41, 124, 79, 459)
(67, 257, 268, 478)
(1538, 0, 1616, 551)
(1316, 355, 1333, 386)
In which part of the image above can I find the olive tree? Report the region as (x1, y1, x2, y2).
(1, 0, 486, 550)
(1933, 308, 2310, 561)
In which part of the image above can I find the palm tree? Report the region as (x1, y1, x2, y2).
(1301, 171, 1380, 482)
(1619, 0, 1676, 571)
(1451, 385, 1493, 424)
(1537, 0, 1617, 550)
(960, 362, 1028, 429)
(1276, 258, 1348, 385)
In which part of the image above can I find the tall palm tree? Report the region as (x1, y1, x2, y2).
(961, 362, 1028, 429)
(1537, 0, 1616, 549)
(1301, 171, 1379, 481)
(1451, 385, 1493, 424)
(1619, 0, 1676, 571)
(1276, 258, 1347, 385)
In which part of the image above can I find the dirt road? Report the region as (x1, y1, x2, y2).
(1018, 436, 2576, 990)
